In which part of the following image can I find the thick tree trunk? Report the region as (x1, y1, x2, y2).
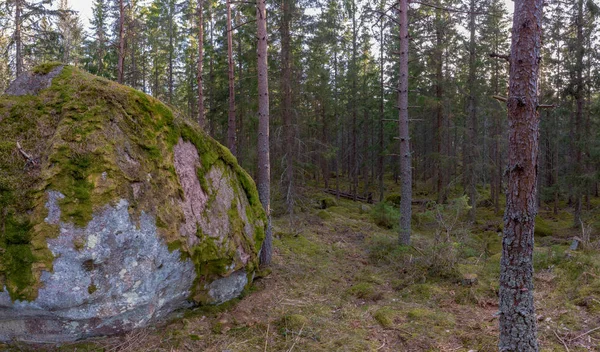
(256, 0, 272, 266)
(398, 0, 411, 246)
(226, 0, 237, 156)
(118, 0, 125, 84)
(197, 0, 205, 127)
(281, 0, 294, 215)
(499, 0, 543, 350)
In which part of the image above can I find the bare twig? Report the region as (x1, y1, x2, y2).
(537, 104, 556, 109)
(287, 322, 305, 352)
(569, 326, 600, 342)
(490, 52, 511, 62)
(492, 95, 508, 102)
(264, 323, 269, 352)
(554, 330, 570, 352)
(411, 0, 487, 14)
(231, 19, 257, 31)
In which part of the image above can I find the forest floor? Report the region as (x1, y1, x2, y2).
(7, 183, 600, 352)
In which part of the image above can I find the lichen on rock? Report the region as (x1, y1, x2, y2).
(0, 64, 265, 343)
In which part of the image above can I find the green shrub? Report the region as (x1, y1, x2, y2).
(318, 196, 337, 209)
(384, 193, 402, 206)
(371, 202, 400, 229)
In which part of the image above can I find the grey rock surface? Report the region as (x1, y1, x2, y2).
(5, 66, 64, 96)
(0, 192, 195, 343)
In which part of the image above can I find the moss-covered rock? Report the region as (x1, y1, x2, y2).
(0, 65, 265, 343)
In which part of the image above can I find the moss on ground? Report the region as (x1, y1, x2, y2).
(0, 64, 265, 302)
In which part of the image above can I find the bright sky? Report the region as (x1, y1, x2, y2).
(68, 0, 94, 27)
(68, 0, 515, 30)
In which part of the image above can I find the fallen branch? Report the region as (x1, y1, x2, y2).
(16, 141, 38, 166)
(554, 330, 570, 352)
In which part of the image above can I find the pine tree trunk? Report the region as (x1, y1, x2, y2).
(434, 7, 445, 204)
(378, 24, 385, 202)
(398, 0, 411, 246)
(226, 0, 237, 156)
(281, 0, 294, 215)
(466, 0, 477, 222)
(118, 0, 125, 84)
(499, 0, 543, 349)
(15, 0, 23, 77)
(572, 0, 584, 228)
(168, 3, 174, 103)
(197, 0, 205, 127)
(256, 0, 272, 266)
(351, 1, 358, 200)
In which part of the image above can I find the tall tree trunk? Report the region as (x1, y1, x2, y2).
(118, 0, 125, 84)
(466, 0, 477, 222)
(378, 23, 385, 202)
(351, 0, 358, 200)
(334, 44, 340, 199)
(281, 0, 294, 214)
(168, 2, 174, 103)
(236, 10, 244, 165)
(434, 7, 445, 204)
(226, 0, 237, 155)
(208, 3, 215, 136)
(499, 0, 543, 349)
(15, 0, 23, 77)
(256, 0, 272, 266)
(197, 0, 205, 127)
(572, 0, 584, 227)
(398, 0, 411, 245)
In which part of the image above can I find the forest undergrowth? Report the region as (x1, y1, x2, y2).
(6, 181, 600, 352)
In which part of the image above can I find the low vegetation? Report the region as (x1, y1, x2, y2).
(3, 179, 598, 351)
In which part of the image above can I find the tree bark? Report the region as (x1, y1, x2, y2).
(398, 0, 412, 246)
(572, 0, 584, 228)
(351, 0, 358, 200)
(118, 0, 125, 84)
(256, 0, 272, 266)
(466, 0, 478, 222)
(378, 23, 385, 202)
(499, 0, 544, 350)
(15, 0, 23, 77)
(226, 0, 237, 156)
(197, 0, 205, 127)
(281, 0, 294, 215)
(434, 7, 446, 204)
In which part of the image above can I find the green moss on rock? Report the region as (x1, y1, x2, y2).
(0, 64, 265, 302)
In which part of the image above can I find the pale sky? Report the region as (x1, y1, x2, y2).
(67, 0, 515, 30)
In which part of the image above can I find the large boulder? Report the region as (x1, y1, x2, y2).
(0, 64, 265, 343)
